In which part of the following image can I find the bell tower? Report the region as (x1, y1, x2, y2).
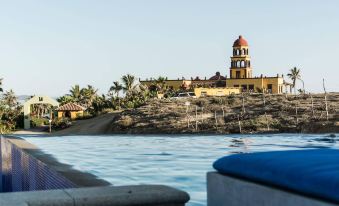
(230, 35, 252, 79)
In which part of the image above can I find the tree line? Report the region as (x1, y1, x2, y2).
(57, 74, 158, 115)
(0, 67, 313, 132)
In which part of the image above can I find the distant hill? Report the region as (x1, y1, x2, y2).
(16, 95, 58, 105)
(17, 95, 32, 104)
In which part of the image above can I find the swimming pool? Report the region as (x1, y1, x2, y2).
(23, 134, 339, 206)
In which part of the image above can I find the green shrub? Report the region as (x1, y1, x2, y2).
(14, 113, 24, 129)
(210, 97, 227, 105)
(195, 99, 208, 107)
(227, 95, 236, 105)
(30, 117, 49, 128)
(52, 118, 71, 130)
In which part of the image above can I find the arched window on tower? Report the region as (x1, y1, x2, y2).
(233, 49, 236, 56)
(243, 48, 246, 55)
(247, 49, 249, 55)
(241, 60, 245, 68)
(248, 61, 251, 67)
(237, 61, 241, 68)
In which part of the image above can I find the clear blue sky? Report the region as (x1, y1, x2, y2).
(0, 0, 338, 96)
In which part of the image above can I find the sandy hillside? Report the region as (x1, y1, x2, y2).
(54, 93, 339, 135)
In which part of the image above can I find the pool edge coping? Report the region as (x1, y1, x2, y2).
(3, 135, 111, 188)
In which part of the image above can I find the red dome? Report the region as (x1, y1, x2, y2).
(233, 35, 248, 47)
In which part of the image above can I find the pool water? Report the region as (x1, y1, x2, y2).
(23, 134, 339, 206)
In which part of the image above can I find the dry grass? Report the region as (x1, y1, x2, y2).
(111, 93, 339, 134)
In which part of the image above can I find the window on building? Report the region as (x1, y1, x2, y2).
(249, 84, 254, 93)
(237, 61, 241, 68)
(241, 85, 247, 92)
(267, 84, 273, 93)
(236, 71, 241, 78)
(241, 61, 245, 68)
(234, 85, 239, 87)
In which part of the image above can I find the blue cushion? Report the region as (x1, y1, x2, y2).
(213, 149, 339, 203)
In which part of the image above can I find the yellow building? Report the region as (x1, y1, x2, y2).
(139, 79, 192, 91)
(226, 35, 285, 94)
(140, 35, 287, 95)
(139, 73, 227, 91)
(194, 87, 240, 98)
(56, 103, 85, 119)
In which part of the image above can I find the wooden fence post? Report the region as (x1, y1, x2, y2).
(265, 112, 270, 131)
(323, 78, 329, 121)
(310, 94, 315, 118)
(238, 114, 242, 133)
(195, 106, 198, 131)
(242, 94, 246, 113)
(325, 95, 329, 121)
(201, 107, 204, 124)
(295, 102, 299, 125)
(215, 111, 218, 127)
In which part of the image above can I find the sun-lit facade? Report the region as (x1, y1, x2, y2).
(226, 35, 284, 94)
(140, 35, 286, 95)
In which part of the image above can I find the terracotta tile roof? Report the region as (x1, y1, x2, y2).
(233, 35, 248, 47)
(56, 103, 86, 111)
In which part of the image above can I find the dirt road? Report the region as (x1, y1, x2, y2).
(52, 113, 117, 136)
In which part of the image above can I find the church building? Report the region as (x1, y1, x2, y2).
(226, 35, 284, 94)
(140, 35, 286, 95)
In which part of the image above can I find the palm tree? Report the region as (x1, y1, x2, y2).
(69, 85, 81, 102)
(109, 81, 123, 97)
(57, 95, 74, 105)
(92, 94, 108, 114)
(121, 74, 136, 95)
(287, 67, 301, 94)
(80, 85, 98, 109)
